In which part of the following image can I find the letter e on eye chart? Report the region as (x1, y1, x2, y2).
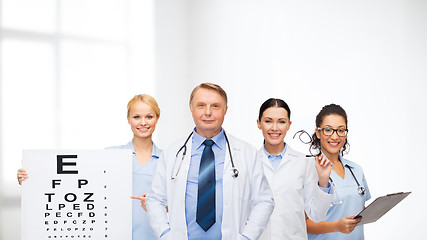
(21, 149, 132, 240)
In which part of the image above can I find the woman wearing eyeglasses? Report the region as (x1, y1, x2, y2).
(17, 94, 162, 240)
(306, 104, 371, 240)
(256, 98, 334, 240)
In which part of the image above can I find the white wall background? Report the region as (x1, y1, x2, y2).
(1, 0, 426, 239)
(154, 1, 427, 239)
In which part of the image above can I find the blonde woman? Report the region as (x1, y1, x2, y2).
(18, 94, 162, 240)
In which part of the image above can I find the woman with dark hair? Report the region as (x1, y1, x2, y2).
(306, 104, 371, 240)
(257, 98, 333, 240)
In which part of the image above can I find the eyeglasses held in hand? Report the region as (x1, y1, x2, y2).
(292, 129, 312, 144)
(292, 130, 320, 157)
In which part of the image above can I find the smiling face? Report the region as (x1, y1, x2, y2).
(257, 107, 292, 152)
(316, 114, 347, 159)
(127, 101, 158, 139)
(190, 87, 227, 138)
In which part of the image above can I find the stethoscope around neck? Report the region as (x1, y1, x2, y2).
(330, 163, 365, 195)
(171, 131, 239, 180)
(346, 164, 366, 195)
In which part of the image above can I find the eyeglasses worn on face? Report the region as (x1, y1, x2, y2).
(317, 127, 348, 137)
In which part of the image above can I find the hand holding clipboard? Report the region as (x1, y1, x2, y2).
(354, 192, 411, 225)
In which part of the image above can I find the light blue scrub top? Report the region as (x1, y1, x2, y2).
(308, 155, 371, 240)
(107, 141, 161, 240)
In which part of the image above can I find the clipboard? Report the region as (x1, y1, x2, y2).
(355, 191, 411, 225)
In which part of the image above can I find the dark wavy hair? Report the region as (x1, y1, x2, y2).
(310, 104, 350, 155)
(258, 98, 291, 121)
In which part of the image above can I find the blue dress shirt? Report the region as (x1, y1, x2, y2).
(185, 129, 225, 240)
(263, 143, 287, 171)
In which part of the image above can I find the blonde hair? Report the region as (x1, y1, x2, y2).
(127, 94, 160, 118)
(189, 83, 228, 107)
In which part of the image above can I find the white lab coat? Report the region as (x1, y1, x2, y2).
(258, 145, 333, 240)
(147, 133, 275, 240)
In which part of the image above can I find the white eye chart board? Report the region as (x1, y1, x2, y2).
(21, 149, 132, 240)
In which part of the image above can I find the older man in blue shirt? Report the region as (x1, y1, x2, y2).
(147, 83, 274, 240)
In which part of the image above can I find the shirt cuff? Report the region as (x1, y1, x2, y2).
(160, 228, 170, 238)
(318, 182, 332, 194)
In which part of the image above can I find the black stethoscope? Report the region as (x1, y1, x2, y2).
(330, 164, 365, 195)
(171, 131, 239, 180)
(346, 164, 366, 195)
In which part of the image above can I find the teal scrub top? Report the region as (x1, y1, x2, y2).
(107, 141, 161, 240)
(308, 155, 371, 240)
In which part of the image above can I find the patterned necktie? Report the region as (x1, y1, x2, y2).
(196, 139, 216, 231)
